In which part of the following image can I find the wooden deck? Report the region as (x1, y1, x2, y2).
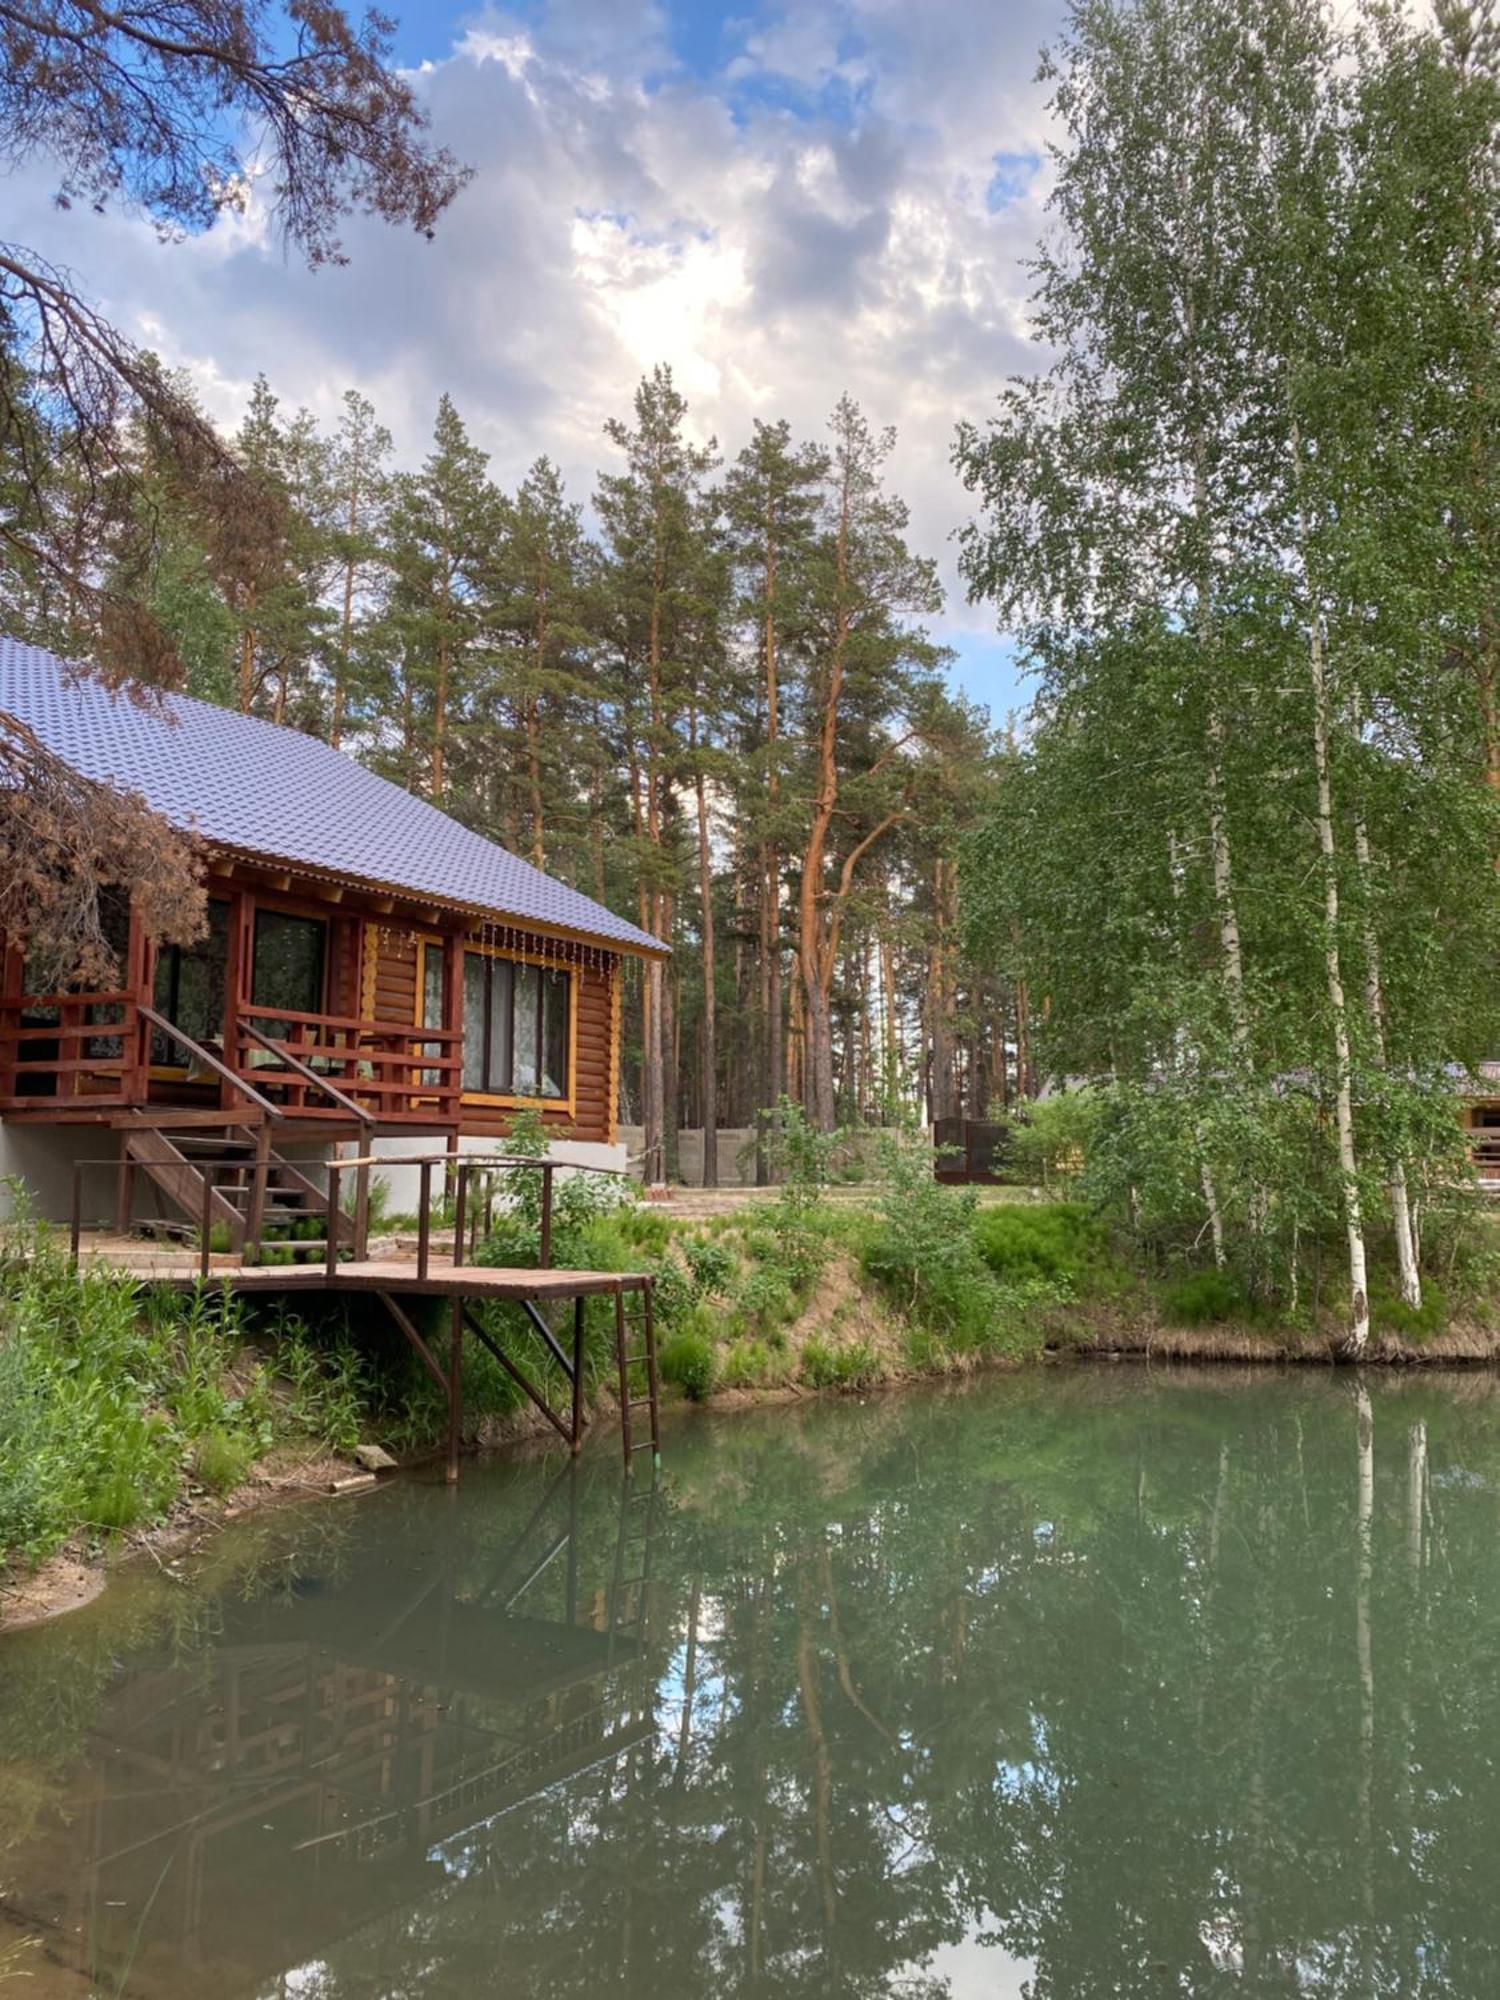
(88, 1251, 652, 1300)
(74, 1234, 661, 1478)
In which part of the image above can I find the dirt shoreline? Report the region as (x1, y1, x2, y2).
(7, 1299, 1496, 1633)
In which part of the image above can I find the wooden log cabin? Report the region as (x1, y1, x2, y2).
(0, 637, 664, 1237)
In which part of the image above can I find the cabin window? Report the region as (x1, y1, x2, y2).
(462, 952, 570, 1099)
(419, 942, 446, 1086)
(251, 910, 326, 1036)
(151, 899, 229, 1066)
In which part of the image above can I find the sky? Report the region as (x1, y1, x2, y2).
(16, 0, 1073, 722)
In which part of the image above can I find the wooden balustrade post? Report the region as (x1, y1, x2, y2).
(199, 1166, 214, 1281)
(452, 1162, 468, 1269)
(354, 1137, 371, 1260)
(540, 1164, 554, 1269)
(446, 1298, 464, 1485)
(570, 1295, 586, 1453)
(417, 1161, 432, 1280)
(442, 932, 464, 1131)
(246, 1123, 271, 1264)
(326, 1164, 342, 1279)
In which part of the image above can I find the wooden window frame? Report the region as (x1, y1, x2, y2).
(420, 935, 578, 1119)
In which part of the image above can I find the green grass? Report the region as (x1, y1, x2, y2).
(973, 1202, 1105, 1285)
(1158, 1267, 1249, 1326)
(0, 1196, 384, 1571)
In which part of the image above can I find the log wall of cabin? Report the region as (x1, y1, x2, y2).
(366, 922, 618, 1146)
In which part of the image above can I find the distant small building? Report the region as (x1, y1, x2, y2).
(1463, 1064, 1500, 1196)
(0, 638, 664, 1230)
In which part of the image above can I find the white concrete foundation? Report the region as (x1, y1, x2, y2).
(0, 1123, 113, 1225)
(364, 1133, 629, 1216)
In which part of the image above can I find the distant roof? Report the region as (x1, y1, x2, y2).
(0, 637, 662, 956)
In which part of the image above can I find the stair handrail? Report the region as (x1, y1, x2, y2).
(137, 1004, 285, 1122)
(239, 1019, 376, 1131)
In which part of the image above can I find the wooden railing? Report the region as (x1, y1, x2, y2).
(324, 1151, 625, 1280)
(0, 990, 141, 1108)
(0, 988, 463, 1129)
(233, 1005, 462, 1125)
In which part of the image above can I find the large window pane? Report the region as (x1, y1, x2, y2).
(512, 964, 539, 1095)
(541, 969, 568, 1097)
(463, 951, 488, 1092)
(151, 899, 229, 1066)
(251, 911, 326, 1033)
(460, 952, 570, 1099)
(488, 957, 514, 1093)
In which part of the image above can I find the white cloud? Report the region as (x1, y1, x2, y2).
(13, 0, 1069, 708)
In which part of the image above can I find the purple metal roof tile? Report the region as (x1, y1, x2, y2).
(1, 637, 662, 955)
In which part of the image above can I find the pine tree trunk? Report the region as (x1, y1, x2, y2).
(332, 471, 360, 749)
(758, 513, 783, 1184)
(237, 618, 256, 714)
(529, 568, 548, 867)
(694, 752, 718, 1187)
(662, 917, 680, 1184)
(797, 476, 849, 1133)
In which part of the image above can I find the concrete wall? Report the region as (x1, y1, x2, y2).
(0, 1122, 628, 1230)
(0, 1122, 112, 1224)
(366, 1132, 628, 1215)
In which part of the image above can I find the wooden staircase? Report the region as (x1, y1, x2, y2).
(114, 1110, 331, 1253)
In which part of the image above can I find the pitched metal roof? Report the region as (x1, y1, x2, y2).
(0, 637, 663, 956)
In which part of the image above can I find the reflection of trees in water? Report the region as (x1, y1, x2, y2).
(8, 1373, 1500, 1997)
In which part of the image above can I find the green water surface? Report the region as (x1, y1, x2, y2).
(2, 1365, 1498, 1997)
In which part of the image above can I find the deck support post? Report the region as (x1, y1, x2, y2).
(614, 1287, 632, 1472)
(571, 1295, 586, 1454)
(246, 1123, 271, 1264)
(447, 1297, 464, 1486)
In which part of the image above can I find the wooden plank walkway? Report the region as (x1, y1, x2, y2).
(93, 1254, 651, 1300)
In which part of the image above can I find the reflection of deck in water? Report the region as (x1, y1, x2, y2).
(11, 1466, 662, 1998)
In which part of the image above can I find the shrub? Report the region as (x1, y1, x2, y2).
(682, 1234, 737, 1299)
(1007, 1092, 1102, 1187)
(191, 1425, 256, 1493)
(732, 1267, 797, 1337)
(659, 1320, 717, 1401)
(860, 1128, 1038, 1354)
(1370, 1275, 1449, 1344)
(801, 1336, 881, 1391)
(1160, 1267, 1246, 1325)
(720, 1338, 787, 1389)
(974, 1203, 1102, 1286)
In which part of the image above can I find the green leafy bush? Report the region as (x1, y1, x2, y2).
(682, 1234, 737, 1299)
(859, 1129, 1042, 1354)
(659, 1319, 717, 1400)
(974, 1203, 1101, 1286)
(732, 1266, 797, 1337)
(720, 1338, 787, 1389)
(800, 1336, 881, 1391)
(1159, 1267, 1246, 1325)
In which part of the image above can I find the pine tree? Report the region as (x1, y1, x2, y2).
(596, 367, 719, 1187)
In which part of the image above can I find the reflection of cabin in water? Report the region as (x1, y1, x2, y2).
(0, 636, 666, 1235)
(12, 1470, 661, 1998)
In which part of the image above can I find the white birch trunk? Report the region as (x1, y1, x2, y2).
(1352, 810, 1421, 1308)
(1309, 611, 1371, 1353)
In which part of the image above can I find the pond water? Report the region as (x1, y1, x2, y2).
(3, 1365, 1499, 1997)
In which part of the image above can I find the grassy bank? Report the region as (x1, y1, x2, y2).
(6, 1128, 1500, 1590)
